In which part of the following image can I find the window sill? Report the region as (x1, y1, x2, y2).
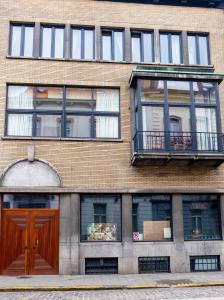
(5, 56, 214, 69)
(1, 136, 123, 142)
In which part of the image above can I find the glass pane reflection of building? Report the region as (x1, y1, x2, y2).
(3, 194, 59, 209)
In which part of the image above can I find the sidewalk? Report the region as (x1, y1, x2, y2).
(0, 272, 224, 292)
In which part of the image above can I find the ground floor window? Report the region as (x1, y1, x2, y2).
(190, 255, 220, 272)
(85, 258, 118, 274)
(132, 195, 172, 241)
(81, 195, 121, 241)
(139, 257, 170, 273)
(183, 195, 221, 241)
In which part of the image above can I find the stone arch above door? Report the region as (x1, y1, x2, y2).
(0, 159, 62, 187)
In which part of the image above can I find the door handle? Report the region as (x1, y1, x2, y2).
(35, 238, 38, 246)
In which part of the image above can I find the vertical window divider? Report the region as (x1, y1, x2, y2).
(111, 30, 115, 61)
(137, 80, 143, 152)
(141, 32, 144, 63)
(164, 81, 170, 151)
(20, 25, 25, 56)
(190, 82, 197, 151)
(215, 83, 223, 152)
(154, 29, 160, 64)
(195, 35, 200, 65)
(81, 28, 85, 59)
(91, 89, 95, 138)
(168, 33, 172, 64)
(34, 22, 40, 58)
(62, 86, 66, 138)
(33, 86, 37, 137)
(51, 26, 55, 58)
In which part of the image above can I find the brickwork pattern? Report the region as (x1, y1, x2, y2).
(0, 0, 224, 190)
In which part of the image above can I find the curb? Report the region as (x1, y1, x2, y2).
(0, 282, 224, 292)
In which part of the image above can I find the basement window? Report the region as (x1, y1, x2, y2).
(85, 258, 118, 274)
(190, 256, 220, 272)
(139, 257, 170, 273)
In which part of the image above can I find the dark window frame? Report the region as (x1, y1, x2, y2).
(132, 194, 173, 242)
(131, 30, 154, 63)
(40, 25, 65, 58)
(159, 31, 183, 64)
(139, 256, 170, 273)
(187, 33, 211, 65)
(101, 28, 125, 61)
(80, 194, 122, 243)
(190, 255, 220, 272)
(70, 26, 95, 60)
(9, 23, 35, 57)
(5, 84, 121, 140)
(183, 194, 222, 241)
(134, 79, 223, 153)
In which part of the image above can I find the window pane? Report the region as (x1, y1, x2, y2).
(114, 31, 124, 61)
(171, 34, 181, 64)
(11, 26, 21, 56)
(95, 116, 118, 138)
(167, 81, 190, 102)
(102, 32, 111, 60)
(81, 195, 121, 241)
(36, 115, 61, 137)
(193, 82, 216, 104)
(95, 89, 119, 112)
(66, 115, 91, 138)
(196, 108, 217, 151)
(42, 27, 52, 57)
(143, 33, 153, 63)
(84, 30, 94, 59)
(36, 87, 63, 110)
(131, 34, 141, 62)
(141, 80, 164, 102)
(55, 28, 64, 58)
(72, 29, 82, 59)
(8, 85, 34, 109)
(3, 194, 59, 209)
(183, 195, 221, 241)
(188, 35, 197, 64)
(66, 88, 92, 111)
(160, 34, 169, 63)
(198, 36, 209, 65)
(142, 106, 164, 150)
(24, 26, 34, 57)
(8, 114, 32, 136)
(133, 195, 172, 241)
(169, 107, 191, 151)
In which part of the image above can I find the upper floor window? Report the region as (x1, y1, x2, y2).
(6, 85, 120, 139)
(131, 31, 154, 63)
(10, 24, 34, 57)
(71, 27, 95, 60)
(188, 34, 210, 65)
(41, 26, 65, 58)
(101, 29, 124, 61)
(160, 32, 182, 64)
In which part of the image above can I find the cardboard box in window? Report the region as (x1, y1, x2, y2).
(87, 223, 117, 241)
(143, 221, 171, 241)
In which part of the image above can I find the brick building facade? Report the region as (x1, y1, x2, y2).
(0, 0, 224, 275)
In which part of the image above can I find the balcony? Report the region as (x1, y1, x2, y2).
(132, 131, 224, 167)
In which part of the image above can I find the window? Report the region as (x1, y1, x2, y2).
(101, 29, 124, 61)
(160, 32, 182, 64)
(41, 26, 64, 58)
(71, 28, 95, 60)
(188, 34, 210, 65)
(81, 195, 121, 242)
(6, 85, 120, 139)
(132, 195, 172, 241)
(139, 257, 170, 273)
(3, 194, 59, 209)
(10, 24, 34, 57)
(85, 258, 118, 274)
(183, 195, 221, 241)
(131, 31, 153, 63)
(190, 256, 220, 272)
(134, 79, 220, 152)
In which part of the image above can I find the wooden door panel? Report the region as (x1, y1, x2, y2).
(1, 210, 29, 275)
(29, 210, 59, 275)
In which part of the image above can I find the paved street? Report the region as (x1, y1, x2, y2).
(1, 286, 224, 300)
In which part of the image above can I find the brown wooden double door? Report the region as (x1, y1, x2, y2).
(0, 209, 59, 275)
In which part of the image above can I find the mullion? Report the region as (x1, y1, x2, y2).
(168, 33, 172, 63)
(51, 27, 55, 58)
(81, 29, 85, 59)
(141, 32, 144, 63)
(195, 35, 200, 65)
(111, 31, 114, 61)
(189, 81, 197, 151)
(62, 86, 66, 137)
(20, 25, 25, 56)
(91, 89, 95, 138)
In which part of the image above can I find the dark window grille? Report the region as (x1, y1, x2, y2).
(190, 255, 220, 272)
(85, 258, 118, 274)
(139, 257, 170, 273)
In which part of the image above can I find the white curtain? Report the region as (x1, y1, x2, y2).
(114, 31, 123, 61)
(8, 86, 33, 109)
(95, 89, 119, 112)
(96, 116, 118, 138)
(8, 114, 32, 136)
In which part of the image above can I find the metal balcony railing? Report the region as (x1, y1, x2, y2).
(133, 131, 223, 153)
